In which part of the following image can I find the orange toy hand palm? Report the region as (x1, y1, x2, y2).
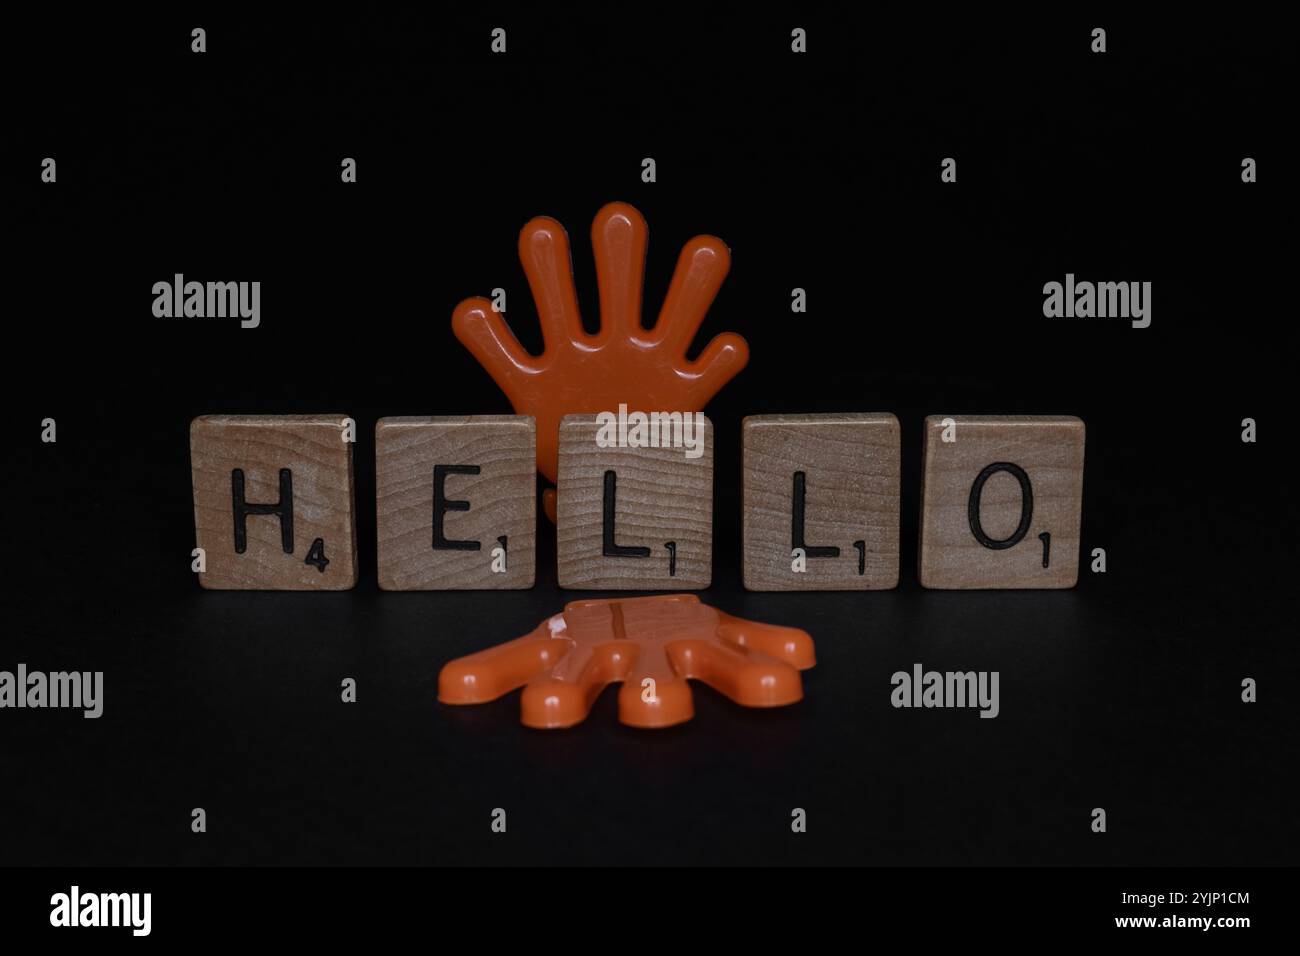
(452, 202, 748, 520)
(438, 594, 815, 729)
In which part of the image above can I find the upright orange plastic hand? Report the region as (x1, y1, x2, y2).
(439, 594, 815, 729)
(452, 202, 748, 520)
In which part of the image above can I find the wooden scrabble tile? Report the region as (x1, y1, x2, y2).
(375, 416, 536, 590)
(556, 413, 713, 589)
(742, 413, 900, 590)
(190, 415, 358, 590)
(919, 415, 1085, 589)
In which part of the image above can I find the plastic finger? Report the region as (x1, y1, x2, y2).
(439, 619, 572, 704)
(591, 202, 649, 340)
(519, 216, 591, 354)
(669, 638, 803, 708)
(651, 235, 731, 356)
(715, 612, 816, 669)
(451, 297, 542, 387)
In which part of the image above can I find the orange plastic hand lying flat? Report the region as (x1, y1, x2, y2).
(452, 202, 748, 520)
(439, 594, 814, 729)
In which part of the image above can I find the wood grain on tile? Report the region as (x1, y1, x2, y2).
(556, 413, 713, 589)
(918, 415, 1085, 589)
(190, 415, 358, 590)
(375, 416, 536, 590)
(742, 413, 900, 590)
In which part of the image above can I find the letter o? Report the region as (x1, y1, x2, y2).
(967, 462, 1033, 550)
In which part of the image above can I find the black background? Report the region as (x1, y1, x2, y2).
(5, 8, 1295, 869)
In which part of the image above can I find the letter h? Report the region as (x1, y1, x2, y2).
(232, 468, 294, 554)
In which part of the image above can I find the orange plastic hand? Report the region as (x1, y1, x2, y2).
(452, 202, 748, 520)
(438, 594, 814, 729)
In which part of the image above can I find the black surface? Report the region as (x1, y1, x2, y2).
(5, 10, 1295, 866)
